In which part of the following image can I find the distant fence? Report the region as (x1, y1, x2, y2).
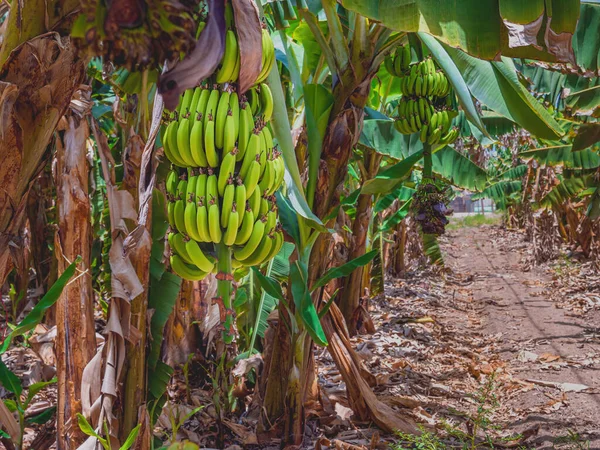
(449, 194, 495, 214)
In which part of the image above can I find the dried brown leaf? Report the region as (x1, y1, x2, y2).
(158, 0, 226, 110)
(231, 0, 262, 94)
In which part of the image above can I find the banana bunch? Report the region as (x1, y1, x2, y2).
(211, 20, 275, 85)
(162, 83, 275, 169)
(394, 97, 459, 145)
(399, 58, 450, 98)
(384, 44, 411, 77)
(162, 82, 284, 281)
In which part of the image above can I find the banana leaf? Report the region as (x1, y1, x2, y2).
(361, 149, 424, 195)
(496, 164, 528, 180)
(520, 145, 600, 169)
(538, 175, 593, 209)
(431, 146, 488, 191)
(422, 233, 443, 265)
(311, 249, 378, 292)
(290, 260, 328, 346)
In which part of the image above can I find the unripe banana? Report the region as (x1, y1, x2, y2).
(204, 88, 220, 133)
(196, 196, 211, 242)
(401, 44, 411, 72)
(176, 117, 197, 166)
(238, 232, 273, 266)
(218, 149, 237, 196)
(216, 30, 239, 83)
(170, 232, 194, 265)
(221, 178, 235, 227)
(258, 156, 275, 194)
(229, 92, 240, 140)
(189, 87, 203, 116)
(264, 229, 284, 261)
(208, 198, 222, 243)
(194, 87, 210, 118)
(167, 200, 176, 228)
(206, 171, 219, 208)
(186, 173, 197, 200)
(190, 116, 209, 167)
(259, 195, 270, 217)
(195, 168, 207, 200)
(163, 122, 186, 167)
(215, 89, 231, 149)
(420, 123, 429, 143)
(240, 131, 260, 179)
(174, 199, 187, 234)
(166, 169, 179, 196)
(223, 110, 236, 155)
(204, 115, 219, 168)
(171, 254, 208, 281)
(237, 104, 253, 161)
(233, 216, 266, 261)
(178, 89, 194, 117)
(223, 204, 239, 246)
(235, 206, 254, 245)
(185, 239, 216, 273)
(244, 158, 261, 199)
(235, 179, 247, 224)
(248, 88, 260, 116)
(248, 186, 261, 215)
(259, 83, 274, 121)
(257, 29, 275, 83)
(184, 198, 203, 242)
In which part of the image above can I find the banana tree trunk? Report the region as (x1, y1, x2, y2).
(54, 114, 96, 449)
(0, 14, 84, 289)
(339, 192, 372, 333)
(260, 72, 376, 446)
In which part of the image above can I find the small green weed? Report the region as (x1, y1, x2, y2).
(390, 374, 523, 450)
(554, 429, 590, 449)
(447, 214, 501, 230)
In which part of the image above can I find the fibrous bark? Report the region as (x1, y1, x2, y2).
(54, 113, 96, 449)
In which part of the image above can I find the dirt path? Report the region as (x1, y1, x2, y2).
(445, 225, 600, 448)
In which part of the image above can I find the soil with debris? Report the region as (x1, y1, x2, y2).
(444, 225, 600, 449)
(3, 223, 600, 449)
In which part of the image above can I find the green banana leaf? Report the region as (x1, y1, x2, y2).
(496, 164, 528, 180)
(379, 198, 413, 233)
(375, 186, 415, 213)
(422, 233, 443, 265)
(0, 259, 78, 354)
(418, 33, 487, 136)
(538, 175, 593, 209)
(472, 180, 523, 209)
(572, 123, 600, 151)
(0, 360, 22, 396)
(290, 260, 328, 346)
(339, 0, 579, 61)
(311, 249, 378, 292)
(443, 46, 563, 140)
(361, 149, 424, 195)
(520, 145, 600, 169)
(431, 146, 488, 191)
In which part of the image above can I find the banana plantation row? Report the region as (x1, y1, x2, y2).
(0, 0, 599, 449)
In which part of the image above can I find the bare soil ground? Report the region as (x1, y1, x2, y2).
(444, 225, 600, 449)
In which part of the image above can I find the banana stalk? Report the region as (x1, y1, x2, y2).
(216, 241, 234, 344)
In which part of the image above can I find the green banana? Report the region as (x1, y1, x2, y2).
(243, 158, 261, 199)
(235, 179, 247, 224)
(218, 149, 237, 196)
(184, 198, 203, 242)
(248, 186, 261, 216)
(176, 117, 197, 166)
(185, 239, 216, 273)
(190, 117, 209, 167)
(166, 169, 179, 196)
(237, 104, 253, 161)
(215, 89, 231, 149)
(206, 171, 219, 208)
(222, 110, 236, 155)
(221, 178, 235, 227)
(171, 254, 208, 281)
(234, 207, 254, 245)
(259, 83, 274, 121)
(223, 204, 239, 246)
(204, 88, 220, 133)
(196, 196, 211, 242)
(238, 232, 273, 266)
(233, 216, 266, 261)
(240, 131, 260, 179)
(204, 115, 219, 167)
(208, 198, 222, 243)
(216, 30, 239, 84)
(169, 232, 194, 265)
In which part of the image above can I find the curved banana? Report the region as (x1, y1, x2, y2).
(238, 232, 273, 266)
(248, 186, 262, 216)
(166, 170, 179, 196)
(204, 115, 219, 168)
(240, 131, 260, 179)
(204, 88, 220, 133)
(264, 229, 284, 261)
(223, 110, 236, 155)
(195, 168, 207, 200)
(259, 83, 274, 121)
(237, 104, 253, 161)
(176, 117, 197, 166)
(208, 199, 222, 243)
(206, 171, 219, 208)
(218, 150, 237, 196)
(233, 216, 266, 261)
(223, 204, 239, 246)
(190, 117, 209, 167)
(215, 89, 231, 149)
(196, 196, 211, 242)
(234, 207, 254, 245)
(171, 254, 208, 281)
(243, 158, 261, 199)
(184, 198, 203, 242)
(185, 239, 216, 273)
(170, 233, 195, 265)
(234, 180, 247, 224)
(221, 179, 235, 228)
(216, 30, 239, 84)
